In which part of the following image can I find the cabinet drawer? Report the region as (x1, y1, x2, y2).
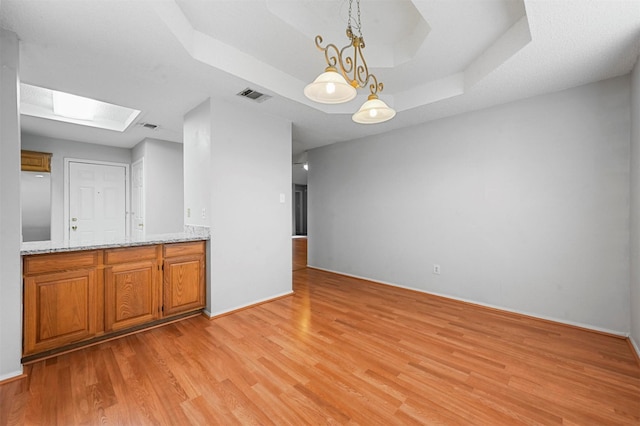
(105, 245, 159, 264)
(164, 241, 205, 258)
(24, 250, 99, 275)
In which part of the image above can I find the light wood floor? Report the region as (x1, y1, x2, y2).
(1, 245, 639, 424)
(292, 237, 307, 271)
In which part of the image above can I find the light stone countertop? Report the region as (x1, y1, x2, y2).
(21, 226, 210, 255)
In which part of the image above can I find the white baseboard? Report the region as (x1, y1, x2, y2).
(630, 335, 640, 360)
(307, 265, 628, 337)
(203, 290, 294, 318)
(0, 367, 24, 384)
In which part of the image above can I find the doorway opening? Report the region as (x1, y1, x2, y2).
(292, 236, 307, 271)
(294, 184, 307, 236)
(64, 159, 130, 241)
(292, 184, 307, 271)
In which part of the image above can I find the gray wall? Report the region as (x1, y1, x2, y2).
(183, 100, 211, 228)
(21, 134, 132, 241)
(630, 59, 640, 352)
(132, 138, 184, 234)
(209, 99, 292, 315)
(184, 99, 292, 317)
(308, 76, 631, 334)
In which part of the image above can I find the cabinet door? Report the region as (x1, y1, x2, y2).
(24, 269, 98, 356)
(105, 260, 159, 332)
(163, 255, 205, 316)
(21, 150, 52, 172)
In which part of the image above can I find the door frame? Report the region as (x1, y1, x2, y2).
(63, 158, 131, 241)
(131, 158, 145, 239)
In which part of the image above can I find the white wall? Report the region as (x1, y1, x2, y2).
(0, 29, 23, 381)
(630, 59, 640, 353)
(183, 100, 212, 228)
(209, 99, 292, 314)
(132, 138, 145, 162)
(309, 76, 631, 334)
(132, 138, 183, 234)
(183, 98, 292, 316)
(21, 134, 132, 241)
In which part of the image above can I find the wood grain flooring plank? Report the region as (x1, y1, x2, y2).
(217, 378, 275, 425)
(2, 266, 639, 425)
(250, 382, 305, 426)
(290, 382, 351, 424)
(181, 394, 238, 426)
(123, 346, 180, 425)
(307, 362, 403, 422)
(0, 380, 27, 426)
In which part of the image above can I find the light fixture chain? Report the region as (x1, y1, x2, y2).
(356, 0, 362, 38)
(305, 0, 396, 123)
(347, 0, 363, 37)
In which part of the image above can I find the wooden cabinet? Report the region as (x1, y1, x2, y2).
(21, 150, 52, 172)
(23, 241, 206, 361)
(163, 241, 206, 316)
(23, 251, 102, 356)
(104, 245, 161, 332)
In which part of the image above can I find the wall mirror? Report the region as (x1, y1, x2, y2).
(21, 150, 52, 242)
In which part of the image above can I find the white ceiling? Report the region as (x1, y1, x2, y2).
(1, 0, 639, 157)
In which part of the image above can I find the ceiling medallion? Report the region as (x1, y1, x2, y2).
(304, 0, 396, 124)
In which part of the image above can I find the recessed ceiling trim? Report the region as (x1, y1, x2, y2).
(19, 83, 141, 132)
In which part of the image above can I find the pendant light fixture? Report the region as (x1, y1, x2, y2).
(304, 0, 396, 124)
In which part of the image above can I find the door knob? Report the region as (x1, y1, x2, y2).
(71, 226, 77, 231)
(71, 217, 78, 222)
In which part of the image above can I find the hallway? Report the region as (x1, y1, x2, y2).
(292, 237, 307, 271)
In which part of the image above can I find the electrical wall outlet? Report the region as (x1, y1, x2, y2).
(187, 207, 191, 218)
(201, 208, 206, 219)
(433, 264, 441, 275)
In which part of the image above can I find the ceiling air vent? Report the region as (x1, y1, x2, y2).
(140, 122, 159, 130)
(237, 88, 272, 103)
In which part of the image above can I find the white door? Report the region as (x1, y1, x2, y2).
(68, 161, 127, 242)
(131, 159, 145, 239)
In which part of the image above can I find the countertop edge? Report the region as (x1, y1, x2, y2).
(21, 234, 210, 256)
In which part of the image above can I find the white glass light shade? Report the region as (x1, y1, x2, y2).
(352, 95, 396, 124)
(304, 67, 357, 104)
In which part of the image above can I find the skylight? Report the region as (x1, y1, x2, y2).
(20, 84, 141, 132)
